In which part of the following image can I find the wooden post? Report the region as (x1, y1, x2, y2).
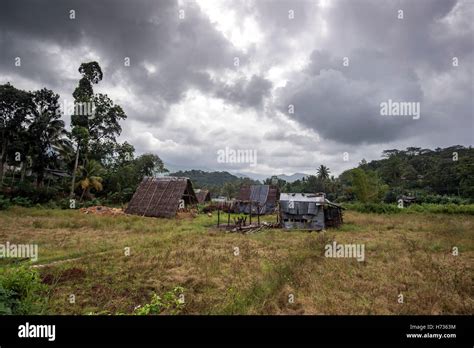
(227, 211, 230, 226)
(70, 143, 80, 198)
(217, 208, 220, 227)
(276, 202, 280, 225)
(257, 203, 260, 226)
(249, 201, 252, 225)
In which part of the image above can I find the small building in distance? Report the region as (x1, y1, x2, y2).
(235, 184, 280, 215)
(195, 189, 211, 204)
(397, 194, 417, 207)
(125, 177, 198, 218)
(279, 193, 344, 230)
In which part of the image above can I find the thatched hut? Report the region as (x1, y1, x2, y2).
(125, 177, 197, 218)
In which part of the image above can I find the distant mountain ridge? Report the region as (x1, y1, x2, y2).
(169, 170, 246, 187)
(276, 173, 308, 183)
(168, 169, 309, 187)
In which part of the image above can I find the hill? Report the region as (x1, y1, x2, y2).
(277, 173, 308, 183)
(169, 170, 246, 188)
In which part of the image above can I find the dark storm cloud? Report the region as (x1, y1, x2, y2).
(275, 0, 473, 145)
(276, 49, 425, 144)
(0, 0, 472, 176)
(0, 0, 270, 109)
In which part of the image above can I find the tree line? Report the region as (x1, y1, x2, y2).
(1, 60, 472, 207)
(0, 61, 167, 206)
(264, 147, 473, 204)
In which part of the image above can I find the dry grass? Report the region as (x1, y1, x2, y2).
(0, 207, 472, 315)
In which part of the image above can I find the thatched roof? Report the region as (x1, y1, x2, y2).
(125, 177, 197, 218)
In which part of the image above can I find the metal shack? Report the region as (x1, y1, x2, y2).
(279, 193, 344, 231)
(235, 184, 280, 215)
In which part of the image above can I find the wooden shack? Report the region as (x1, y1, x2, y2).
(279, 193, 343, 230)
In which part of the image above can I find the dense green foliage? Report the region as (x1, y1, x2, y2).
(264, 146, 473, 205)
(343, 202, 474, 215)
(1, 62, 167, 206)
(0, 195, 10, 210)
(360, 146, 474, 198)
(0, 267, 46, 314)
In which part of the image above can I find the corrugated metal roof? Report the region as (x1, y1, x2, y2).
(195, 189, 211, 203)
(280, 193, 325, 203)
(238, 185, 279, 204)
(236, 185, 280, 214)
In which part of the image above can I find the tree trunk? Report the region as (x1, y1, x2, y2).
(80, 187, 87, 202)
(0, 135, 6, 185)
(36, 171, 45, 188)
(20, 161, 26, 182)
(70, 143, 80, 198)
(10, 168, 15, 187)
(0, 160, 4, 185)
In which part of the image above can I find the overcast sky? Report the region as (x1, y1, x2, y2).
(1, 0, 473, 179)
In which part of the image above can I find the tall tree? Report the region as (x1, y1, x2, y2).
(87, 93, 126, 163)
(317, 165, 330, 180)
(0, 83, 33, 184)
(70, 62, 103, 197)
(28, 89, 71, 187)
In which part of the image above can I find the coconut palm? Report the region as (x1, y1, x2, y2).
(75, 159, 104, 201)
(317, 165, 331, 180)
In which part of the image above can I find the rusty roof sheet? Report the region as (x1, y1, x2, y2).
(237, 185, 279, 205)
(195, 189, 211, 203)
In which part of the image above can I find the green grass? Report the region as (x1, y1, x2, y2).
(343, 202, 474, 215)
(0, 207, 473, 315)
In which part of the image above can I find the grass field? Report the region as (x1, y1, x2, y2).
(1, 207, 473, 315)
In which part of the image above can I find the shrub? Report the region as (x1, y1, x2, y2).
(344, 202, 474, 215)
(0, 267, 47, 314)
(0, 285, 19, 314)
(343, 202, 400, 214)
(40, 200, 59, 209)
(57, 198, 104, 209)
(0, 195, 10, 210)
(11, 196, 33, 207)
(134, 287, 185, 315)
(107, 188, 134, 204)
(81, 198, 104, 208)
(58, 198, 73, 209)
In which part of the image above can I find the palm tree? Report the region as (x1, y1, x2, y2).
(75, 159, 104, 201)
(317, 165, 330, 180)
